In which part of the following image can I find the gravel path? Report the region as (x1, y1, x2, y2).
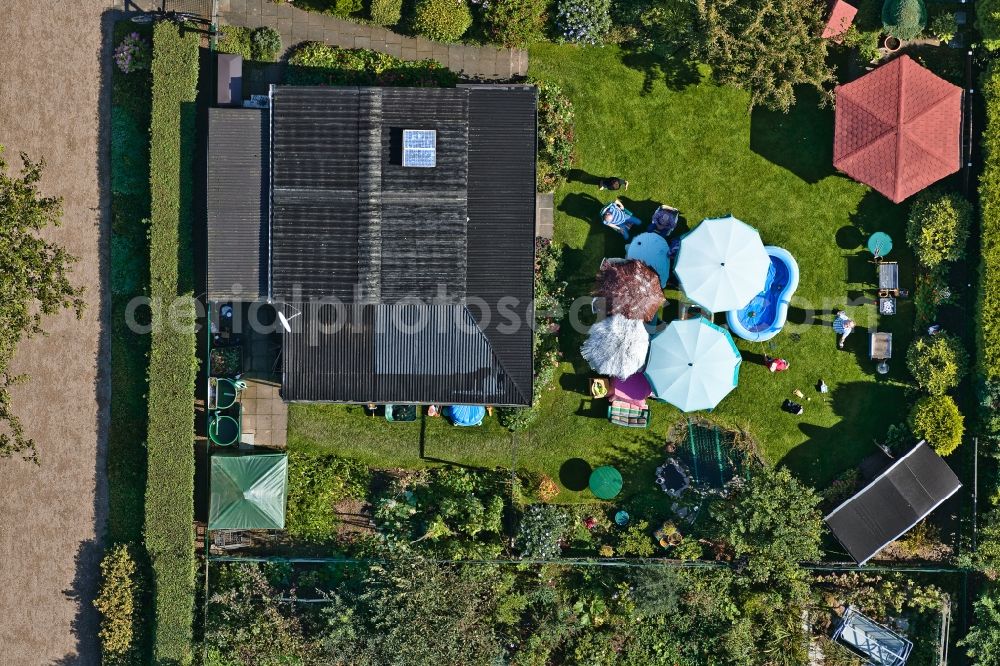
(0, 2, 111, 664)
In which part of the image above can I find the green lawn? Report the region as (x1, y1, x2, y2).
(289, 43, 917, 499)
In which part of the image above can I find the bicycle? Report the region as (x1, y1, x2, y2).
(130, 9, 202, 24)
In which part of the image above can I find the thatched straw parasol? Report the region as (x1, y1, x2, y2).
(580, 314, 650, 379)
(594, 259, 666, 322)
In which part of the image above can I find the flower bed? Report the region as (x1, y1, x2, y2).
(285, 42, 456, 87)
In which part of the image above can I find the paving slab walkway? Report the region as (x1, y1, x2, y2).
(217, 0, 528, 79)
(0, 2, 112, 664)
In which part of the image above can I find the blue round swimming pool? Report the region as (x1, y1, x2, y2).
(726, 246, 799, 342)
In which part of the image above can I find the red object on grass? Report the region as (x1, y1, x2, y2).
(768, 358, 790, 373)
(822, 0, 857, 42)
(833, 56, 963, 204)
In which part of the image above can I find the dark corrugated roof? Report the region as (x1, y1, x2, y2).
(281, 303, 521, 403)
(824, 441, 961, 564)
(207, 108, 267, 300)
(271, 85, 536, 405)
(467, 86, 537, 402)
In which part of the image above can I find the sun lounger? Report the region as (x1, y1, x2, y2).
(608, 400, 650, 428)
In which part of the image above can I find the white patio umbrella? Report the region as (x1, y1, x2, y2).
(580, 314, 650, 379)
(675, 215, 771, 312)
(644, 318, 741, 412)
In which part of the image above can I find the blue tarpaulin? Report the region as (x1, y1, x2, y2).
(446, 405, 486, 426)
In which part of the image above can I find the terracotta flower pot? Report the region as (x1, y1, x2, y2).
(884, 36, 902, 52)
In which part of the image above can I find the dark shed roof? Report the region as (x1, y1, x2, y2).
(825, 441, 961, 564)
(270, 85, 537, 406)
(207, 108, 268, 300)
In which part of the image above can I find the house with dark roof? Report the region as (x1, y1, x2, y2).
(824, 441, 961, 565)
(207, 84, 538, 406)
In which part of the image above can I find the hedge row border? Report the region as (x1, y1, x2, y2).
(145, 21, 200, 664)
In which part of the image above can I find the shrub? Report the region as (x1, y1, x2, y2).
(906, 334, 968, 395)
(369, 0, 403, 25)
(286, 453, 370, 541)
(929, 12, 957, 42)
(114, 32, 151, 74)
(482, 0, 547, 47)
(94, 544, 140, 665)
(286, 42, 457, 87)
(216, 24, 252, 60)
(498, 406, 538, 430)
(906, 188, 972, 269)
(554, 0, 612, 45)
(412, 0, 473, 42)
(617, 520, 656, 557)
(146, 22, 200, 664)
(909, 395, 964, 456)
(841, 26, 882, 63)
(672, 536, 704, 561)
(535, 81, 576, 192)
(980, 0, 1000, 50)
(517, 504, 572, 558)
(883, 0, 927, 40)
(251, 26, 282, 61)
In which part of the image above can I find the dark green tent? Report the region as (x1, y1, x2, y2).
(209, 451, 288, 530)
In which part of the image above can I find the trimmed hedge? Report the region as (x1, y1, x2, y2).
(979, 0, 1000, 50)
(286, 42, 456, 86)
(979, 64, 1000, 380)
(146, 21, 199, 664)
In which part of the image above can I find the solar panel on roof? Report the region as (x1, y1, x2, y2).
(402, 129, 437, 167)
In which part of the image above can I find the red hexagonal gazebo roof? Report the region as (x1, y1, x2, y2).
(833, 56, 962, 204)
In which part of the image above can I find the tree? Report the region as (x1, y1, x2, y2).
(0, 148, 85, 462)
(909, 395, 964, 456)
(883, 0, 927, 40)
(906, 188, 973, 269)
(710, 466, 823, 583)
(906, 333, 969, 395)
(695, 0, 834, 112)
(960, 591, 1000, 665)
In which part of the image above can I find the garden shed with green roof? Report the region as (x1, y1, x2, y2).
(209, 450, 289, 530)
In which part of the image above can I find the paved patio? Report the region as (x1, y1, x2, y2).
(240, 378, 288, 448)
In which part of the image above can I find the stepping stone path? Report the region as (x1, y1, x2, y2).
(217, 0, 528, 79)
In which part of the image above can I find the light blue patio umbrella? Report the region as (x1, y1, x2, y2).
(626, 232, 670, 288)
(644, 318, 742, 412)
(675, 216, 771, 312)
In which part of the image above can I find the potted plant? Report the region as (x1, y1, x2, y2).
(883, 35, 902, 51)
(655, 521, 682, 547)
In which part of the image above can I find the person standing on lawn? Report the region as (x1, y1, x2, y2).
(833, 310, 855, 349)
(599, 176, 629, 191)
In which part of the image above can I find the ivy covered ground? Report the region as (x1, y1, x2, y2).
(289, 42, 922, 496)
